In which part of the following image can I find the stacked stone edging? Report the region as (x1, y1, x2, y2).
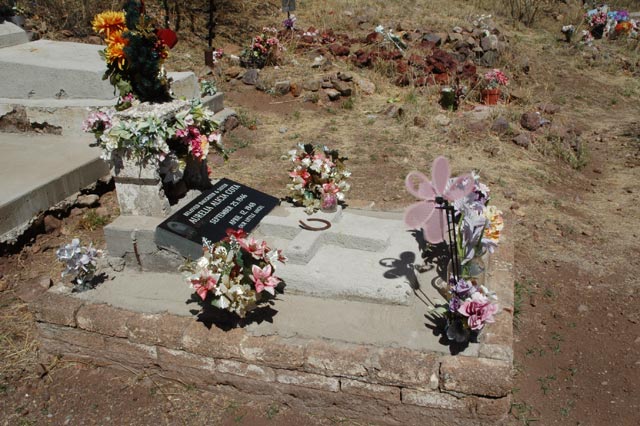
(31, 219, 514, 425)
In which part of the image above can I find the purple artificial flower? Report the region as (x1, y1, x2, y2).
(449, 296, 462, 313)
(453, 278, 476, 298)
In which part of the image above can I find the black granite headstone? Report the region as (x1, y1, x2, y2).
(155, 178, 279, 259)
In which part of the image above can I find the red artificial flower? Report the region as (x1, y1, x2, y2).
(156, 28, 178, 49)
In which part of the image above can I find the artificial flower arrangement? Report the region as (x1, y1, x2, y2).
(182, 229, 287, 318)
(56, 239, 103, 291)
(404, 156, 503, 343)
(482, 69, 509, 90)
(91, 0, 178, 103)
(83, 99, 227, 185)
(286, 143, 351, 214)
(240, 27, 283, 69)
(283, 14, 297, 30)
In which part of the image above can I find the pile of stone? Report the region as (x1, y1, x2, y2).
(443, 18, 507, 67)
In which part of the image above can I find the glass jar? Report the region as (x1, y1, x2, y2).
(320, 191, 338, 213)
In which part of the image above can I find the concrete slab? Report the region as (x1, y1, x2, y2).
(0, 21, 28, 48)
(0, 133, 109, 242)
(72, 269, 451, 354)
(0, 39, 200, 101)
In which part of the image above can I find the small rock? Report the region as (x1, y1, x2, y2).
(44, 215, 62, 233)
(224, 66, 243, 79)
(578, 304, 589, 313)
(466, 120, 488, 133)
(39, 276, 53, 290)
(521, 112, 542, 131)
(452, 26, 463, 34)
(510, 202, 520, 210)
(429, 373, 439, 390)
(337, 72, 353, 82)
(279, 127, 288, 134)
(384, 105, 404, 119)
(70, 207, 85, 217)
(228, 55, 241, 66)
(537, 103, 561, 114)
(303, 79, 322, 92)
(332, 80, 352, 96)
(355, 77, 375, 95)
(77, 194, 99, 207)
(479, 50, 499, 67)
(224, 115, 239, 131)
(490, 116, 510, 134)
(422, 33, 442, 46)
(290, 82, 302, 97)
(448, 32, 463, 42)
(0, 280, 8, 292)
(325, 88, 341, 101)
(512, 133, 531, 148)
(593, 168, 602, 174)
(414, 116, 427, 128)
(481, 34, 499, 51)
(274, 80, 291, 95)
(328, 44, 350, 56)
(241, 69, 259, 85)
(312, 56, 327, 68)
(434, 114, 451, 126)
(94, 207, 109, 217)
(321, 80, 334, 89)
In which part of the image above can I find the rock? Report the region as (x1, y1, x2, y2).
(39, 276, 53, 290)
(44, 215, 62, 233)
(465, 36, 477, 47)
(312, 56, 327, 68)
(466, 105, 492, 121)
(490, 117, 510, 134)
(512, 133, 531, 148)
(303, 79, 322, 92)
(434, 114, 451, 126)
(77, 194, 99, 207)
(242, 69, 259, 85)
(325, 89, 341, 101)
(224, 115, 239, 131)
(479, 50, 499, 67)
(332, 80, 352, 96)
(290, 82, 302, 97)
(452, 26, 463, 33)
(481, 34, 499, 51)
(228, 55, 241, 66)
(279, 127, 288, 134)
(355, 77, 375, 95)
(70, 207, 85, 217)
(422, 33, 442, 46)
(466, 120, 488, 133)
(328, 44, 350, 56)
(384, 105, 404, 118)
(414, 116, 427, 128)
(321, 80, 334, 89)
(224, 66, 243, 79)
(520, 112, 542, 131)
(337, 72, 353, 82)
(274, 80, 291, 95)
(448, 32, 463, 42)
(537, 103, 561, 114)
(578, 304, 589, 313)
(94, 207, 109, 217)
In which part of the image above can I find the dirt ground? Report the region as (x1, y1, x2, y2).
(2, 0, 640, 425)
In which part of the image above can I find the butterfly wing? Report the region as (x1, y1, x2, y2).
(431, 156, 451, 195)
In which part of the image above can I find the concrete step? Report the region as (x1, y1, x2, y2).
(0, 133, 109, 243)
(0, 21, 29, 48)
(0, 40, 199, 101)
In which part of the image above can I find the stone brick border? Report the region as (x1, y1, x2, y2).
(31, 222, 514, 425)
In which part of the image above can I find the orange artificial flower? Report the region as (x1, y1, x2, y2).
(106, 31, 128, 70)
(92, 11, 126, 38)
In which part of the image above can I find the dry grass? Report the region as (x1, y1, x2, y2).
(0, 292, 38, 382)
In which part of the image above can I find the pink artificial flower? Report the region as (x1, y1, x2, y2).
(289, 168, 311, 184)
(251, 264, 280, 295)
(239, 237, 268, 260)
(191, 273, 218, 301)
(457, 292, 498, 330)
(322, 182, 340, 194)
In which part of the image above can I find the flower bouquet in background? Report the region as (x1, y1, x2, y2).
(56, 239, 103, 291)
(286, 143, 350, 214)
(480, 68, 508, 105)
(91, 0, 178, 103)
(585, 6, 608, 39)
(240, 27, 283, 69)
(83, 99, 227, 186)
(283, 14, 297, 30)
(404, 156, 502, 342)
(182, 229, 287, 318)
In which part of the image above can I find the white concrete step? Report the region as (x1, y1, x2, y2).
(0, 21, 29, 48)
(0, 40, 199, 101)
(0, 133, 109, 243)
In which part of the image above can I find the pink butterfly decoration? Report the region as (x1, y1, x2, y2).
(404, 156, 474, 244)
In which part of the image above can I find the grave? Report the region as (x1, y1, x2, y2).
(33, 174, 515, 424)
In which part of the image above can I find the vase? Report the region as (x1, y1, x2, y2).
(447, 255, 486, 287)
(320, 192, 338, 213)
(440, 87, 457, 110)
(481, 88, 501, 105)
(591, 24, 605, 40)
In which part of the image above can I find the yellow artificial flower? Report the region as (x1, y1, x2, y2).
(105, 31, 127, 70)
(92, 11, 126, 38)
(483, 205, 504, 243)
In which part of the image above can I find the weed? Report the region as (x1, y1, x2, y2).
(266, 404, 280, 420)
(544, 288, 554, 298)
(236, 109, 257, 129)
(551, 332, 563, 341)
(537, 375, 556, 395)
(80, 210, 109, 231)
(510, 401, 538, 425)
(342, 96, 355, 110)
(551, 199, 562, 209)
(292, 110, 301, 120)
(552, 342, 561, 354)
